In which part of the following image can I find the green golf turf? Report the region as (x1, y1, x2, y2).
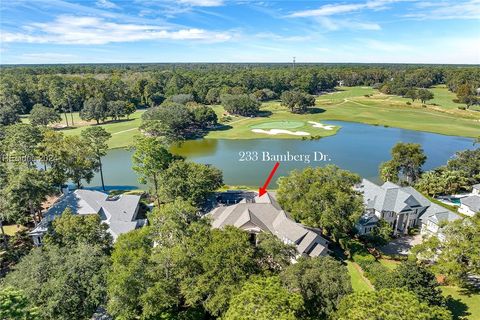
(250, 121, 306, 129)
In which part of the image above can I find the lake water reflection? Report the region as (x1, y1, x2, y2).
(85, 121, 477, 190)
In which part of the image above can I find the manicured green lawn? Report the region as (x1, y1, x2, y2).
(59, 110, 144, 149)
(379, 258, 400, 270)
(428, 85, 466, 110)
(314, 87, 480, 138)
(317, 86, 376, 104)
(346, 261, 374, 292)
(22, 110, 145, 149)
(2, 224, 26, 236)
(206, 103, 340, 140)
(23, 86, 479, 149)
(208, 86, 479, 140)
(442, 286, 480, 320)
(250, 120, 306, 129)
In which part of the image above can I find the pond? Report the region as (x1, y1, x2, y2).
(84, 121, 478, 190)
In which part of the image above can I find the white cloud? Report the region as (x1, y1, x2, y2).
(289, 3, 366, 17)
(253, 32, 312, 41)
(406, 0, 480, 20)
(315, 17, 381, 31)
(351, 21, 382, 30)
(0, 15, 232, 45)
(96, 0, 118, 9)
(287, 1, 389, 31)
(288, 0, 399, 18)
(177, 0, 224, 6)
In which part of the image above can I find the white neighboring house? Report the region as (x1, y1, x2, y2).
(419, 204, 461, 241)
(471, 184, 480, 196)
(29, 189, 147, 245)
(207, 192, 329, 257)
(459, 195, 480, 217)
(355, 179, 461, 239)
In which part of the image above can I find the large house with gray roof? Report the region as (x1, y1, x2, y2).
(29, 189, 147, 245)
(355, 179, 460, 238)
(207, 192, 329, 257)
(459, 195, 480, 217)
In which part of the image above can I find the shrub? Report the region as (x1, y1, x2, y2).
(381, 253, 408, 261)
(362, 262, 390, 285)
(352, 252, 376, 266)
(341, 239, 368, 259)
(338, 237, 348, 251)
(352, 253, 392, 287)
(168, 93, 195, 105)
(406, 101, 411, 105)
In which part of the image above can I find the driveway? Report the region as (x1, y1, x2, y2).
(379, 235, 423, 256)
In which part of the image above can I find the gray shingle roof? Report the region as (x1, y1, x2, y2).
(461, 195, 480, 212)
(30, 190, 142, 240)
(429, 211, 461, 224)
(358, 179, 429, 213)
(358, 179, 460, 226)
(208, 192, 328, 257)
(357, 214, 379, 226)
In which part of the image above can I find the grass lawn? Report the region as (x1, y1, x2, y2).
(208, 86, 479, 140)
(2, 224, 26, 236)
(251, 120, 306, 129)
(41, 110, 145, 149)
(379, 258, 400, 270)
(24, 86, 479, 149)
(429, 85, 467, 110)
(314, 87, 480, 138)
(206, 103, 340, 140)
(442, 286, 480, 320)
(317, 86, 376, 103)
(346, 261, 374, 292)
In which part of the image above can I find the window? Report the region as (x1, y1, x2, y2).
(249, 232, 256, 245)
(306, 243, 318, 255)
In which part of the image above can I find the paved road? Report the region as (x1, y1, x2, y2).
(379, 235, 423, 255)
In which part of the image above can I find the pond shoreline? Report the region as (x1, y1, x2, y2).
(84, 120, 477, 189)
(104, 118, 477, 151)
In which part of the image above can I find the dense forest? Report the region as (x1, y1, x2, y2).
(1, 63, 479, 127)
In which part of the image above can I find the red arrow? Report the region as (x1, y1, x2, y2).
(258, 162, 280, 197)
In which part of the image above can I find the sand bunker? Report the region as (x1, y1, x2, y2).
(251, 129, 310, 136)
(308, 121, 335, 130)
(251, 121, 305, 129)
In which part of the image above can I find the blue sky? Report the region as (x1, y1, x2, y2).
(1, 0, 479, 64)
